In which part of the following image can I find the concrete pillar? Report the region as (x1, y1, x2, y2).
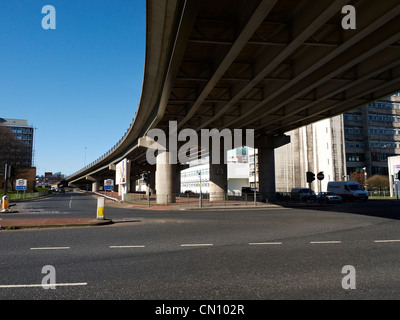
(156, 151, 176, 205)
(256, 135, 290, 202)
(86, 176, 100, 192)
(209, 144, 227, 201)
(92, 180, 99, 192)
(257, 146, 275, 202)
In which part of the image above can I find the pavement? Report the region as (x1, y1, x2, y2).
(0, 216, 113, 229)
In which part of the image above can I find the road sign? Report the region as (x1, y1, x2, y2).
(16, 179, 27, 190)
(317, 172, 325, 181)
(104, 179, 114, 190)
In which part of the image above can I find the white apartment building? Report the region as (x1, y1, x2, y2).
(180, 148, 250, 195)
(274, 115, 347, 193)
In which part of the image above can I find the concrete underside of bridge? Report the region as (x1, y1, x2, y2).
(66, 0, 400, 204)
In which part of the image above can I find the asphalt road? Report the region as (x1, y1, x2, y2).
(1, 192, 400, 302)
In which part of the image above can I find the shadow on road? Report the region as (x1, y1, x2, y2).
(276, 199, 400, 220)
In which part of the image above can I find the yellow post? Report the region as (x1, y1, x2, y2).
(96, 197, 105, 220)
(1, 195, 9, 212)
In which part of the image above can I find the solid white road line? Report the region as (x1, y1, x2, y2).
(30, 247, 70, 250)
(374, 240, 400, 243)
(181, 244, 213, 247)
(109, 245, 145, 248)
(310, 241, 342, 244)
(0, 283, 87, 288)
(249, 242, 282, 245)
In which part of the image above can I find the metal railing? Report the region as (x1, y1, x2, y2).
(3, 190, 52, 201)
(122, 192, 266, 208)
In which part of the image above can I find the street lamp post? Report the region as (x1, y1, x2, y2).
(198, 170, 202, 208)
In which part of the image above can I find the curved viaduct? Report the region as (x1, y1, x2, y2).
(66, 0, 400, 204)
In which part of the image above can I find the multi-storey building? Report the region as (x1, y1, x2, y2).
(344, 94, 400, 177)
(0, 118, 34, 167)
(274, 115, 347, 193)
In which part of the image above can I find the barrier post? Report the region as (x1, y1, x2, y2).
(96, 197, 105, 220)
(1, 195, 9, 212)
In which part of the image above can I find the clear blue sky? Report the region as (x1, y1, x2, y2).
(0, 0, 146, 176)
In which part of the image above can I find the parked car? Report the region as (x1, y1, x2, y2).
(291, 188, 317, 202)
(317, 192, 343, 204)
(184, 190, 195, 195)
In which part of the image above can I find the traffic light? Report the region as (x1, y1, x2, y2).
(306, 171, 315, 183)
(142, 172, 149, 184)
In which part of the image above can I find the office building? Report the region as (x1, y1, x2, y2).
(344, 94, 400, 177)
(0, 118, 34, 167)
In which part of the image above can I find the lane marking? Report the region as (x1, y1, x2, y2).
(0, 283, 87, 288)
(181, 244, 213, 247)
(310, 241, 342, 244)
(249, 242, 282, 245)
(69, 195, 73, 209)
(30, 247, 70, 250)
(374, 240, 400, 243)
(109, 245, 145, 248)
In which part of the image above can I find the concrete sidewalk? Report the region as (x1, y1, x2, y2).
(0, 217, 112, 230)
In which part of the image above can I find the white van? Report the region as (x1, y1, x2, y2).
(327, 181, 368, 201)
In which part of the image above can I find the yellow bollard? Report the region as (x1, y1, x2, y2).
(1, 195, 9, 212)
(96, 197, 105, 220)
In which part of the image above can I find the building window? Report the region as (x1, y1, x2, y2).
(370, 141, 379, 148)
(378, 115, 387, 121)
(369, 127, 378, 134)
(369, 114, 377, 121)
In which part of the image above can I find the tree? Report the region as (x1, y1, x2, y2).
(350, 171, 365, 186)
(366, 175, 389, 190)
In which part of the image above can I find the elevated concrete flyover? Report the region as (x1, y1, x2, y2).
(66, 0, 400, 204)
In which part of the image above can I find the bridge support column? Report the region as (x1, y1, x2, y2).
(209, 144, 227, 202)
(256, 135, 290, 202)
(156, 151, 176, 205)
(86, 176, 100, 192)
